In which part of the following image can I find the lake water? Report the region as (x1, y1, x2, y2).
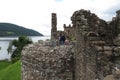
(0, 36, 50, 60)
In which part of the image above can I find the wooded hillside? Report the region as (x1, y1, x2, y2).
(0, 23, 43, 36)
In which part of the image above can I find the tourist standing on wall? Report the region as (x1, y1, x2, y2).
(59, 33, 66, 45)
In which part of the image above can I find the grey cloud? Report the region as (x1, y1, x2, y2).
(41, 24, 51, 28)
(99, 2, 120, 21)
(102, 3, 120, 17)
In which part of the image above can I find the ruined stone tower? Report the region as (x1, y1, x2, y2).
(71, 9, 97, 80)
(51, 13, 57, 40)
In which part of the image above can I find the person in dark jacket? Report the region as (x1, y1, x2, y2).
(59, 34, 66, 45)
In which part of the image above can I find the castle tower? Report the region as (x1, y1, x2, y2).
(71, 9, 97, 80)
(51, 13, 57, 40)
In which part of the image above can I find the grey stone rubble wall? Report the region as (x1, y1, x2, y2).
(71, 9, 99, 80)
(71, 9, 120, 80)
(51, 13, 57, 40)
(75, 43, 98, 80)
(89, 43, 120, 80)
(22, 44, 75, 80)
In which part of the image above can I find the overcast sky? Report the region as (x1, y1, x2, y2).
(0, 0, 120, 35)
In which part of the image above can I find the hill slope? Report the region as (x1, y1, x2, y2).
(0, 23, 43, 36)
(0, 60, 21, 80)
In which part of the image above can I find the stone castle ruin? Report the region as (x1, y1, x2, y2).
(51, 13, 76, 41)
(22, 9, 120, 80)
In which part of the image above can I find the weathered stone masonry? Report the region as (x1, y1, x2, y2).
(51, 13, 57, 40)
(71, 9, 120, 80)
(22, 44, 75, 80)
(22, 9, 120, 80)
(72, 9, 120, 80)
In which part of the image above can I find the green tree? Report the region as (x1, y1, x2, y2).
(7, 36, 33, 61)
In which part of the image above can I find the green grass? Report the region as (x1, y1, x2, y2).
(0, 60, 21, 80)
(0, 60, 12, 70)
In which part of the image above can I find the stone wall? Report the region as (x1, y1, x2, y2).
(71, 9, 99, 80)
(64, 24, 76, 40)
(51, 13, 57, 40)
(71, 9, 120, 80)
(22, 44, 75, 80)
